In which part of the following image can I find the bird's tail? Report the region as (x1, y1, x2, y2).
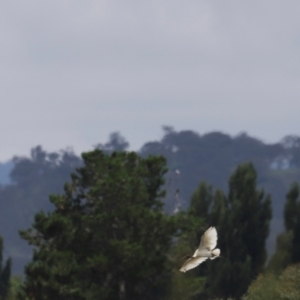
(211, 248, 220, 259)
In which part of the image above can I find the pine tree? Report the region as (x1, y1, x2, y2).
(18, 150, 177, 300)
(184, 163, 272, 299)
(209, 163, 272, 299)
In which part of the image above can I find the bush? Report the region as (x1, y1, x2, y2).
(244, 264, 300, 300)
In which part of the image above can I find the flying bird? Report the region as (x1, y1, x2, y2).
(180, 226, 220, 272)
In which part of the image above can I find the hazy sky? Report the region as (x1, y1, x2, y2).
(1, 1, 300, 161)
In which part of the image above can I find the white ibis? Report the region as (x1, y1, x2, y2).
(180, 226, 220, 272)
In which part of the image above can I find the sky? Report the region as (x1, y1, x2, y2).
(1, 0, 300, 161)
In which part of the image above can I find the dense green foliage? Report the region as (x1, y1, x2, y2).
(1, 129, 300, 274)
(7, 276, 22, 300)
(1, 129, 300, 298)
(0, 236, 11, 300)
(18, 150, 177, 300)
(168, 185, 208, 299)
(179, 163, 272, 299)
(268, 182, 300, 274)
(243, 264, 300, 300)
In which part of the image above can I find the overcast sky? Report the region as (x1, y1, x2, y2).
(1, 1, 300, 161)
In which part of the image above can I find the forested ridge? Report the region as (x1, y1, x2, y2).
(1, 128, 300, 299)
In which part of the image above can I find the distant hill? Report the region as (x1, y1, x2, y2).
(1, 130, 300, 274)
(140, 128, 300, 256)
(0, 147, 82, 274)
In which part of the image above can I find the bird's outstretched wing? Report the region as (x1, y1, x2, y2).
(180, 256, 208, 272)
(199, 227, 218, 251)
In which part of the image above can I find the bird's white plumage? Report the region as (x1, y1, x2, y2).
(180, 256, 208, 273)
(197, 226, 217, 253)
(180, 226, 220, 272)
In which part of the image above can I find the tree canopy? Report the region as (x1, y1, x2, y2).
(180, 163, 272, 299)
(18, 150, 177, 300)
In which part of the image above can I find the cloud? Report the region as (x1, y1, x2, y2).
(0, 0, 300, 160)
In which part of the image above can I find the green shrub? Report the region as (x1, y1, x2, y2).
(244, 264, 300, 300)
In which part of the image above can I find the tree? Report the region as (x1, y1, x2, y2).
(140, 127, 282, 214)
(168, 183, 211, 300)
(184, 163, 272, 299)
(0, 236, 11, 300)
(244, 264, 300, 300)
(0, 146, 81, 274)
(268, 182, 300, 272)
(95, 132, 129, 153)
(18, 150, 177, 300)
(213, 163, 271, 299)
